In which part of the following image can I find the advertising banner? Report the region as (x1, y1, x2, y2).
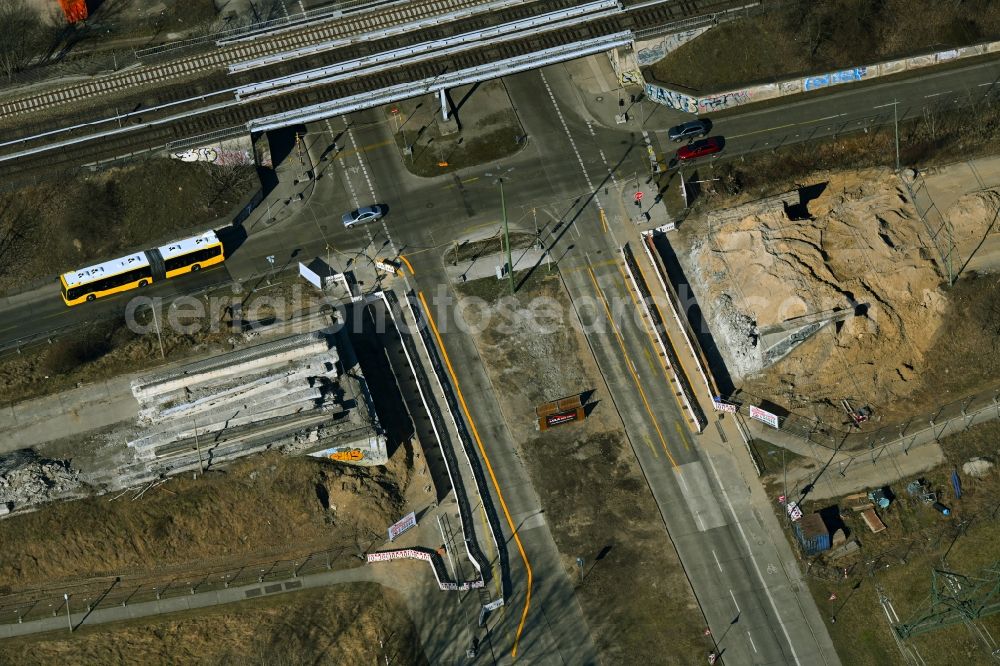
(388, 511, 418, 542)
(749, 405, 780, 428)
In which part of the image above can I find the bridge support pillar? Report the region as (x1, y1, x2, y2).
(439, 88, 449, 121)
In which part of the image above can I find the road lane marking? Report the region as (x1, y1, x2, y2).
(729, 589, 741, 614)
(924, 91, 951, 97)
(643, 434, 659, 458)
(726, 112, 845, 139)
(871, 101, 897, 109)
(615, 264, 692, 423)
(747, 631, 758, 653)
(674, 421, 691, 453)
(587, 265, 677, 467)
(418, 291, 532, 660)
(398, 254, 415, 275)
(702, 451, 802, 665)
(712, 549, 723, 572)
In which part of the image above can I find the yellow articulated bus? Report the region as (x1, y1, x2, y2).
(60, 230, 225, 306)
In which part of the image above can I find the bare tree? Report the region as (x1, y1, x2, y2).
(0, 0, 51, 82)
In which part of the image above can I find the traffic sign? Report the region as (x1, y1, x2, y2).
(634, 191, 644, 202)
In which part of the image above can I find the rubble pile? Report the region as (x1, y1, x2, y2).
(0, 451, 82, 512)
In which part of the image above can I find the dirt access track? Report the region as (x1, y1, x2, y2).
(675, 164, 1000, 426)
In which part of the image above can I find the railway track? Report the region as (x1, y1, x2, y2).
(0, 0, 546, 121)
(0, 0, 758, 183)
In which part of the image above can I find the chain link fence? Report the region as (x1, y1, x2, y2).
(0, 539, 379, 626)
(728, 385, 1000, 455)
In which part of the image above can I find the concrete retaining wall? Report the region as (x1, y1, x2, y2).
(645, 39, 1000, 115)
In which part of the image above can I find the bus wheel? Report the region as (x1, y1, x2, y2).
(139, 280, 149, 287)
(86, 294, 96, 302)
(192, 264, 201, 272)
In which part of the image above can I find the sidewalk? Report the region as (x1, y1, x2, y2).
(0, 566, 376, 640)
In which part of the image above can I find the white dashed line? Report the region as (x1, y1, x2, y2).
(540, 70, 603, 224)
(747, 631, 758, 653)
(729, 588, 740, 614)
(712, 549, 723, 572)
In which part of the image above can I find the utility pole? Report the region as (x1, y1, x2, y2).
(893, 99, 900, 172)
(193, 417, 204, 474)
(64, 593, 72, 632)
(485, 168, 516, 295)
(151, 303, 165, 359)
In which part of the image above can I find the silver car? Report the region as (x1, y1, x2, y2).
(342, 204, 385, 228)
(668, 119, 712, 142)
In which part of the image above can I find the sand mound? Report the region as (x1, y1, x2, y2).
(689, 169, 948, 416)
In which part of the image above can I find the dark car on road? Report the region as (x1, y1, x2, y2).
(342, 204, 386, 228)
(676, 136, 723, 161)
(668, 118, 712, 142)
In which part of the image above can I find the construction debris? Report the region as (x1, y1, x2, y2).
(126, 326, 388, 484)
(860, 509, 886, 533)
(0, 450, 83, 512)
(962, 458, 994, 478)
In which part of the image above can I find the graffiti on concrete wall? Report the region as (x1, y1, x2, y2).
(635, 26, 710, 66)
(619, 68, 644, 86)
(645, 83, 697, 114)
(697, 89, 752, 113)
(804, 66, 867, 91)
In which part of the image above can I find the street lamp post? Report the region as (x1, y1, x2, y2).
(64, 593, 72, 632)
(485, 169, 516, 295)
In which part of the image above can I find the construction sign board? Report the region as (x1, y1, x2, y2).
(539, 408, 583, 431)
(388, 511, 418, 542)
(749, 405, 780, 428)
(712, 397, 738, 414)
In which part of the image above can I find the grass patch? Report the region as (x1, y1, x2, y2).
(396, 108, 525, 177)
(651, 0, 1000, 92)
(693, 94, 1000, 208)
(0, 158, 257, 295)
(750, 439, 806, 476)
(0, 451, 408, 590)
(0, 583, 425, 666)
(778, 419, 1000, 665)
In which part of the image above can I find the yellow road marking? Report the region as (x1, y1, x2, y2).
(586, 266, 678, 468)
(336, 138, 394, 157)
(643, 434, 660, 458)
(398, 255, 415, 275)
(418, 291, 532, 660)
(600, 209, 608, 233)
(560, 258, 618, 274)
(617, 264, 695, 427)
(675, 421, 692, 453)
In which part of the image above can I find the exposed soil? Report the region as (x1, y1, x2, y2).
(0, 583, 427, 666)
(0, 451, 410, 590)
(679, 168, 1000, 425)
(650, 0, 1000, 92)
(456, 270, 709, 663)
(0, 158, 257, 295)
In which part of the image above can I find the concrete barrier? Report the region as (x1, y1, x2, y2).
(620, 243, 706, 432)
(645, 38, 1000, 114)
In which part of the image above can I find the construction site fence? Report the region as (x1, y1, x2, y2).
(728, 385, 1000, 454)
(402, 291, 506, 595)
(367, 548, 485, 591)
(640, 232, 718, 398)
(383, 292, 487, 586)
(0, 542, 372, 626)
(620, 243, 707, 432)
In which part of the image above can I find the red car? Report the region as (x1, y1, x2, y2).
(676, 136, 722, 161)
